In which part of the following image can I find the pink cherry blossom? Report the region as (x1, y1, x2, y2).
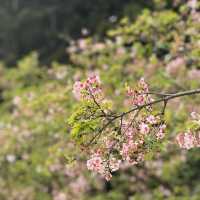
(87, 153, 117, 181)
(73, 75, 102, 100)
(176, 132, 196, 149)
(126, 78, 151, 106)
(139, 123, 150, 135)
(156, 124, 166, 140)
(120, 141, 139, 163)
(87, 155, 103, 172)
(73, 81, 85, 100)
(190, 112, 199, 120)
(138, 77, 149, 93)
(122, 121, 135, 139)
(109, 157, 121, 172)
(146, 115, 158, 124)
(105, 139, 115, 149)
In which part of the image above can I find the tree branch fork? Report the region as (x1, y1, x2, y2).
(86, 88, 200, 146)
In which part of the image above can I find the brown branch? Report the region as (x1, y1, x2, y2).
(119, 88, 200, 119)
(86, 88, 200, 146)
(141, 92, 173, 97)
(85, 115, 119, 146)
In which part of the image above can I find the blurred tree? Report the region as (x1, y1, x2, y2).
(0, 0, 155, 65)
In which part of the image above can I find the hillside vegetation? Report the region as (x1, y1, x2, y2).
(0, 1, 200, 199)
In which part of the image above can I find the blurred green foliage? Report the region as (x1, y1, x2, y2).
(0, 0, 200, 199)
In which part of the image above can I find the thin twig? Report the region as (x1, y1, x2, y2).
(119, 88, 200, 119)
(86, 88, 200, 146)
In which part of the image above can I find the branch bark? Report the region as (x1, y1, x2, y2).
(86, 88, 200, 146)
(119, 88, 200, 118)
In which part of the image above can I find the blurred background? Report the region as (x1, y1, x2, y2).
(0, 0, 200, 199)
(0, 0, 154, 65)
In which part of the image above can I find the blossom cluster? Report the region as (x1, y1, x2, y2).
(176, 112, 200, 149)
(72, 76, 199, 181)
(73, 75, 102, 100)
(176, 131, 200, 149)
(72, 76, 168, 180)
(85, 112, 167, 180)
(120, 114, 166, 165)
(86, 152, 121, 181)
(126, 78, 153, 106)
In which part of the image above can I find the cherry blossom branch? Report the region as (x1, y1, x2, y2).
(87, 88, 200, 146)
(117, 88, 200, 119)
(72, 76, 200, 181)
